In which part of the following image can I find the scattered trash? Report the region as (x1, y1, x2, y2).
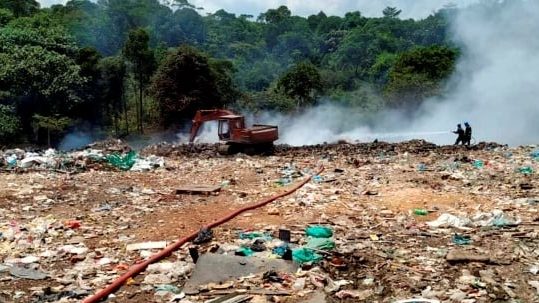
(155, 284, 181, 294)
(235, 247, 254, 257)
(250, 239, 266, 252)
(446, 250, 492, 263)
(262, 270, 283, 283)
(394, 300, 440, 303)
(106, 151, 137, 171)
(452, 234, 472, 245)
(519, 166, 534, 175)
(126, 241, 168, 251)
(63, 220, 81, 229)
(305, 237, 335, 251)
(413, 208, 428, 216)
(193, 228, 213, 244)
(278, 229, 291, 242)
(292, 248, 323, 264)
(1, 140, 537, 301)
(175, 185, 221, 195)
(9, 266, 48, 280)
(239, 231, 271, 240)
(335, 289, 373, 300)
(473, 159, 484, 168)
(305, 226, 333, 238)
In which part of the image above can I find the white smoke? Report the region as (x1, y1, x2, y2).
(242, 0, 539, 146)
(410, 0, 539, 146)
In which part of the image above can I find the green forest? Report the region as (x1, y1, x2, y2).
(0, 0, 462, 145)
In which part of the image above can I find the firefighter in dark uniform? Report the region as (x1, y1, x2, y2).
(464, 122, 472, 146)
(453, 124, 464, 145)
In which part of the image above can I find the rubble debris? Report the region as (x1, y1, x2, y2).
(175, 185, 222, 195)
(182, 254, 297, 294)
(193, 228, 213, 244)
(126, 241, 168, 251)
(445, 250, 492, 263)
(9, 266, 48, 280)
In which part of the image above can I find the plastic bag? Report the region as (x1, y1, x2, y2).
(305, 237, 335, 251)
(473, 160, 484, 168)
(292, 248, 322, 264)
(519, 166, 534, 175)
(305, 226, 333, 238)
(106, 151, 137, 171)
(235, 246, 253, 257)
(452, 234, 471, 245)
(427, 213, 472, 228)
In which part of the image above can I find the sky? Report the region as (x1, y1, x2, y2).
(38, 0, 479, 19)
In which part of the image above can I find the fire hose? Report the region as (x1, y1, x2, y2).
(82, 166, 324, 303)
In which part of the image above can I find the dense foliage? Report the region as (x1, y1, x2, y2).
(0, 0, 467, 145)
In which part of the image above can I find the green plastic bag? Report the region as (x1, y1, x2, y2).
(235, 246, 253, 257)
(106, 151, 137, 171)
(519, 166, 534, 175)
(473, 160, 484, 168)
(305, 237, 335, 251)
(292, 248, 322, 264)
(305, 226, 333, 238)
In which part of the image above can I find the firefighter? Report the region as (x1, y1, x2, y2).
(453, 124, 464, 145)
(464, 122, 472, 146)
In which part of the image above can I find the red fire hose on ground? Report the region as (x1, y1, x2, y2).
(82, 167, 324, 303)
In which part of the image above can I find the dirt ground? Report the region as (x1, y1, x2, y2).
(1, 141, 538, 302)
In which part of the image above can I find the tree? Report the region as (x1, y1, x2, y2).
(258, 5, 291, 24)
(0, 8, 14, 25)
(32, 114, 71, 146)
(0, 105, 20, 142)
(385, 45, 457, 109)
(98, 56, 127, 135)
(0, 0, 39, 17)
(151, 45, 233, 126)
(276, 61, 323, 108)
(73, 47, 103, 122)
(123, 28, 155, 133)
(383, 7, 402, 18)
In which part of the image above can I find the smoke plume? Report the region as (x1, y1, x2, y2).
(223, 0, 539, 147)
(408, 0, 539, 146)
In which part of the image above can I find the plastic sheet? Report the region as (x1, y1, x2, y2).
(292, 248, 322, 264)
(305, 226, 333, 238)
(106, 151, 136, 171)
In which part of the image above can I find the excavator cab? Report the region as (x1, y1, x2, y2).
(218, 119, 230, 140)
(190, 109, 278, 154)
(217, 115, 245, 141)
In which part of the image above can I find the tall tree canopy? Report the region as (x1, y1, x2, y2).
(151, 45, 236, 126)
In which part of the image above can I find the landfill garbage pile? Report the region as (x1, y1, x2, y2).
(0, 140, 538, 303)
(0, 140, 164, 173)
(140, 139, 505, 158)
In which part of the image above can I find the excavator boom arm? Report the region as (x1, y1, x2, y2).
(189, 109, 236, 143)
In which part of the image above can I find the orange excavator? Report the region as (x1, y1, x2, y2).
(189, 109, 279, 154)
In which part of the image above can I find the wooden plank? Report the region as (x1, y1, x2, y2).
(205, 294, 252, 303)
(175, 185, 221, 195)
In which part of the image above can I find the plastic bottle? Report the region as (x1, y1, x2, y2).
(292, 278, 306, 291)
(6, 154, 17, 167)
(413, 208, 428, 216)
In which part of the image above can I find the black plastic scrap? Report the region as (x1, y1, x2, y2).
(193, 227, 213, 244)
